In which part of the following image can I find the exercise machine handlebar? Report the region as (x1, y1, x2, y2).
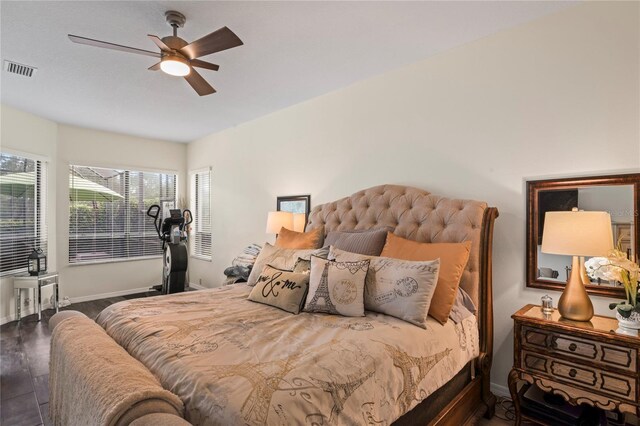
(146, 205, 193, 243)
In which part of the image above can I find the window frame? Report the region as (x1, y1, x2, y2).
(190, 167, 212, 261)
(68, 163, 178, 266)
(0, 150, 48, 277)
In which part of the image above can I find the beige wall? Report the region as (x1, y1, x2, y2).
(187, 2, 640, 392)
(56, 124, 187, 302)
(0, 106, 58, 322)
(0, 105, 188, 322)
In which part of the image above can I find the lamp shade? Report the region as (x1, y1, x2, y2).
(541, 210, 613, 257)
(266, 211, 293, 234)
(293, 213, 306, 232)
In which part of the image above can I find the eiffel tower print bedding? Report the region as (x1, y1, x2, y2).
(96, 284, 479, 425)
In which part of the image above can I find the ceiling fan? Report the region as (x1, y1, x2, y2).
(68, 11, 243, 96)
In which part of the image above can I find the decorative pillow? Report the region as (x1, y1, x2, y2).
(248, 265, 310, 314)
(329, 247, 440, 328)
(323, 227, 390, 256)
(380, 232, 471, 324)
(275, 226, 324, 249)
(303, 256, 370, 317)
(449, 287, 477, 324)
(247, 243, 329, 286)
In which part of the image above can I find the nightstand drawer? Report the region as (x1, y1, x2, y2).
(522, 351, 636, 402)
(522, 326, 636, 372)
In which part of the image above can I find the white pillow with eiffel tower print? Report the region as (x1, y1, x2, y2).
(303, 255, 370, 317)
(329, 247, 441, 328)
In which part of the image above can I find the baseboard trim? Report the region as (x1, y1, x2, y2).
(0, 302, 55, 325)
(189, 282, 207, 290)
(491, 382, 510, 398)
(69, 286, 153, 303)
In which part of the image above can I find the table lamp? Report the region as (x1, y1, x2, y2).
(541, 209, 613, 321)
(293, 213, 306, 232)
(266, 211, 293, 236)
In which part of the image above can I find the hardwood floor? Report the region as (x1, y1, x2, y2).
(0, 291, 159, 426)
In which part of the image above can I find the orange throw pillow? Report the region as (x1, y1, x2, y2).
(380, 232, 471, 324)
(275, 226, 324, 249)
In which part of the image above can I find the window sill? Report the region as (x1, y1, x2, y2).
(68, 255, 162, 267)
(0, 268, 29, 278)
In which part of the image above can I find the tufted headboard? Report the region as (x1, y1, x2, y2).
(306, 184, 495, 308)
(306, 184, 499, 408)
(307, 185, 498, 414)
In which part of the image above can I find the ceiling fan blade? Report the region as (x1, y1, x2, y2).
(190, 59, 220, 71)
(184, 69, 216, 96)
(148, 62, 161, 71)
(147, 35, 171, 52)
(179, 26, 243, 59)
(68, 34, 161, 58)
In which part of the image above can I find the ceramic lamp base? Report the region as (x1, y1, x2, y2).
(558, 256, 594, 322)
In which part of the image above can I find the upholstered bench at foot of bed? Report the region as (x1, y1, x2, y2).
(49, 310, 86, 331)
(48, 311, 188, 426)
(130, 413, 192, 426)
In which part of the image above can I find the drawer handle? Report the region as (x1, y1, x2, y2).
(569, 368, 577, 378)
(569, 343, 577, 352)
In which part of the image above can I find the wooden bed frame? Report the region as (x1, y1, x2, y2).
(306, 185, 499, 425)
(408, 206, 499, 425)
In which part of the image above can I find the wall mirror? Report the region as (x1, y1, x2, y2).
(527, 173, 640, 298)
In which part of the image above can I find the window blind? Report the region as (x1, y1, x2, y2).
(0, 153, 48, 276)
(192, 169, 212, 260)
(69, 165, 176, 264)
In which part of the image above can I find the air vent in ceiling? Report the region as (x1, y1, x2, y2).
(4, 60, 37, 77)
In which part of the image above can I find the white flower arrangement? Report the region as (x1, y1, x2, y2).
(585, 247, 639, 318)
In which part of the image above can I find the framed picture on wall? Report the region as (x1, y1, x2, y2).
(277, 195, 311, 229)
(277, 195, 310, 215)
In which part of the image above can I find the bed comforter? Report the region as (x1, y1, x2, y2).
(96, 285, 479, 425)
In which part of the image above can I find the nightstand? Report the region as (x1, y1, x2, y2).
(509, 304, 640, 425)
(13, 271, 59, 321)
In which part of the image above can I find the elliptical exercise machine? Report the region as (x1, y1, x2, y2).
(147, 205, 193, 294)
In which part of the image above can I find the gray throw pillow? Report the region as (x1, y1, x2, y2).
(246, 243, 329, 286)
(248, 265, 310, 314)
(323, 227, 390, 256)
(330, 247, 441, 328)
(449, 287, 477, 324)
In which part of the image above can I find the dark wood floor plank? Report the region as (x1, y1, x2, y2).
(39, 403, 52, 426)
(1, 291, 157, 424)
(32, 375, 49, 405)
(0, 337, 33, 401)
(19, 317, 52, 378)
(0, 392, 42, 426)
(0, 321, 21, 342)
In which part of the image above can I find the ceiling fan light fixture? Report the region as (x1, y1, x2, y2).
(160, 56, 190, 76)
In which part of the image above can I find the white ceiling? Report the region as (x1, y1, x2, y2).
(1, 1, 573, 143)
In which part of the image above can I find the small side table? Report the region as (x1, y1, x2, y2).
(509, 304, 640, 425)
(13, 271, 59, 321)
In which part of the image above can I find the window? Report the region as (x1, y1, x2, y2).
(191, 168, 212, 260)
(69, 165, 176, 264)
(0, 153, 48, 276)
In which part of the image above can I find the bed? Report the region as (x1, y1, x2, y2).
(51, 184, 499, 425)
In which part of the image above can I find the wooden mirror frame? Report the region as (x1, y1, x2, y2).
(526, 173, 640, 298)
